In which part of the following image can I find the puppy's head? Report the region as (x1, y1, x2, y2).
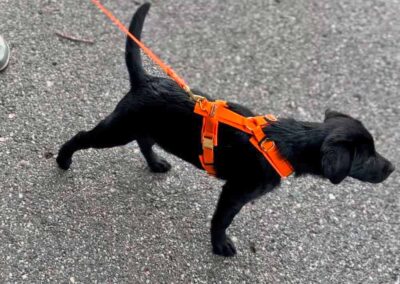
(321, 110, 394, 184)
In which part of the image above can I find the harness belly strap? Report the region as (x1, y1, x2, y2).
(198, 100, 227, 176)
(194, 99, 294, 178)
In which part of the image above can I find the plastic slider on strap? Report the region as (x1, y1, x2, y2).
(260, 138, 275, 152)
(203, 137, 214, 149)
(253, 137, 293, 178)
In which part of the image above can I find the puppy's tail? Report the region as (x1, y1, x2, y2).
(125, 3, 151, 87)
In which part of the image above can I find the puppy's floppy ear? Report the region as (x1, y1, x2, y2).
(324, 109, 350, 122)
(321, 137, 353, 184)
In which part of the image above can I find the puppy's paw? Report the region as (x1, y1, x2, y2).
(149, 159, 171, 173)
(212, 236, 237, 257)
(56, 155, 72, 170)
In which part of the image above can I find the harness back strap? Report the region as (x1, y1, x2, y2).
(194, 99, 294, 178)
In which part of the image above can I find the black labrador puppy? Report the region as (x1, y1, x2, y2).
(57, 3, 394, 257)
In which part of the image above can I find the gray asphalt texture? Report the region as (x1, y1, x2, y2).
(1, 0, 399, 283)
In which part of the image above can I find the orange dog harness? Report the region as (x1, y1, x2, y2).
(194, 99, 294, 177)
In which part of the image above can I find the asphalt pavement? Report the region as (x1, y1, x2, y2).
(0, 0, 399, 283)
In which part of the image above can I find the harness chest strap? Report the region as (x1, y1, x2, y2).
(194, 99, 294, 178)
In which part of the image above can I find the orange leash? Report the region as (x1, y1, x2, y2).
(90, 0, 200, 101)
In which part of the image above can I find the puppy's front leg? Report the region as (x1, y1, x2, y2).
(211, 181, 265, 257)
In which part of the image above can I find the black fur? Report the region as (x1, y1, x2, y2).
(57, 4, 394, 257)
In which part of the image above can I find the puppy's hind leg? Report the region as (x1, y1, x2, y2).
(57, 113, 137, 170)
(137, 137, 171, 173)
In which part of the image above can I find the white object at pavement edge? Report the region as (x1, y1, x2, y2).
(0, 35, 10, 71)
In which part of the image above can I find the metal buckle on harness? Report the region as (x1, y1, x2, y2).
(264, 114, 278, 122)
(203, 137, 214, 149)
(259, 137, 275, 152)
